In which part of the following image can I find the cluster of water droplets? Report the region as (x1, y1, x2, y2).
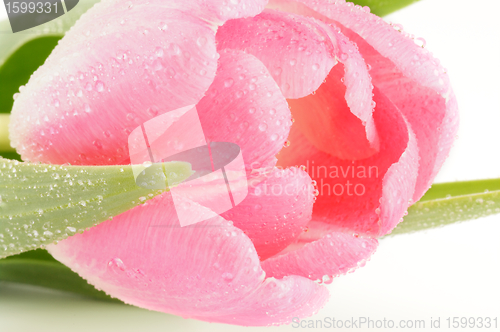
(0, 158, 166, 258)
(203, 55, 292, 165)
(393, 190, 500, 234)
(107, 257, 152, 288)
(9, 0, 220, 164)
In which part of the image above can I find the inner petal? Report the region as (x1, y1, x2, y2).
(217, 9, 337, 99)
(289, 63, 378, 160)
(217, 9, 379, 160)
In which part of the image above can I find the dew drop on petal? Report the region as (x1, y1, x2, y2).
(224, 78, 234, 88)
(108, 258, 126, 272)
(222, 272, 233, 281)
(95, 81, 105, 92)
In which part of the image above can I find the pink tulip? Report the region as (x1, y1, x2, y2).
(8, 0, 458, 326)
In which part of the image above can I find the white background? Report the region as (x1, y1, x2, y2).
(0, 0, 499, 331)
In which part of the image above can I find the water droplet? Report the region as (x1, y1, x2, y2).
(197, 36, 207, 47)
(283, 140, 291, 148)
(322, 275, 333, 284)
(66, 226, 76, 234)
(224, 78, 234, 88)
(93, 140, 103, 149)
(147, 106, 159, 116)
(312, 63, 320, 71)
(153, 59, 163, 71)
(258, 123, 268, 131)
(108, 258, 126, 272)
(416, 37, 426, 48)
(152, 47, 164, 59)
(222, 272, 234, 281)
(158, 22, 168, 31)
(95, 81, 105, 92)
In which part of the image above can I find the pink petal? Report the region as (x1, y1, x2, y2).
(338, 31, 458, 202)
(268, 0, 459, 201)
(218, 9, 378, 159)
(205, 275, 328, 325)
(197, 49, 292, 171)
(47, 193, 328, 326)
(222, 167, 314, 260)
(288, 63, 378, 161)
(9, 0, 268, 165)
(261, 222, 378, 280)
(217, 9, 337, 99)
(278, 88, 419, 236)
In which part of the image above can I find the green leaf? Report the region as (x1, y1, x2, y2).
(0, 37, 61, 114)
(0, 0, 99, 66)
(391, 179, 500, 235)
(0, 114, 13, 153)
(0, 249, 121, 302)
(351, 0, 420, 16)
(0, 157, 193, 258)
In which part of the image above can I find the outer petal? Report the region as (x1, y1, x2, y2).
(268, 0, 459, 201)
(9, 0, 268, 165)
(197, 49, 291, 171)
(261, 225, 378, 280)
(47, 193, 328, 326)
(222, 167, 314, 260)
(217, 9, 378, 159)
(278, 88, 419, 236)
